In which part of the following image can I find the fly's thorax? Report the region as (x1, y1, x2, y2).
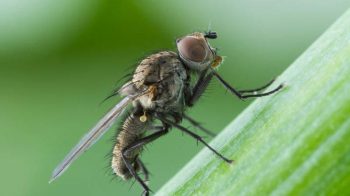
(123, 51, 188, 112)
(132, 51, 181, 88)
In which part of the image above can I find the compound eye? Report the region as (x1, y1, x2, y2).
(177, 37, 207, 63)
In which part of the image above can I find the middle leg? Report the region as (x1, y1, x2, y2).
(183, 114, 216, 137)
(158, 117, 232, 164)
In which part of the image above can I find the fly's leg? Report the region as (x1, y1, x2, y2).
(136, 158, 149, 183)
(121, 126, 169, 196)
(186, 69, 214, 106)
(186, 67, 282, 105)
(183, 114, 216, 137)
(159, 117, 232, 164)
(212, 70, 283, 99)
(238, 78, 276, 94)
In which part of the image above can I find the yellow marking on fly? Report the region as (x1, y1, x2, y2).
(211, 56, 223, 68)
(140, 111, 147, 122)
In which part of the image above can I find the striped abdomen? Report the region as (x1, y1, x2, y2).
(112, 113, 149, 180)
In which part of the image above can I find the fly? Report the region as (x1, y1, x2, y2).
(50, 31, 283, 196)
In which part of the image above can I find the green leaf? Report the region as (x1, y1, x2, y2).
(155, 9, 350, 196)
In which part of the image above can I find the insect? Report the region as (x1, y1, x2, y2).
(50, 31, 283, 196)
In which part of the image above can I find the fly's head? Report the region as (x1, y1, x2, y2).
(176, 31, 218, 71)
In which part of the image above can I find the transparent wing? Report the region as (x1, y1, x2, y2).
(49, 95, 137, 183)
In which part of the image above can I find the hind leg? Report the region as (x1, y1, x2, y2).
(121, 126, 169, 196)
(136, 158, 149, 183)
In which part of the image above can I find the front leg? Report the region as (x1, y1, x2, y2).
(186, 69, 215, 107)
(212, 70, 283, 99)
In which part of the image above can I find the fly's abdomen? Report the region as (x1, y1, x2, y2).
(112, 113, 149, 180)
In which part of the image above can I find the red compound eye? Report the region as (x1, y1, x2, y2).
(177, 36, 207, 62)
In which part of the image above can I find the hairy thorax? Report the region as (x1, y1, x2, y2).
(121, 51, 188, 115)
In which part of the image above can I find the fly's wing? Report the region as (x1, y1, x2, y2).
(49, 95, 138, 183)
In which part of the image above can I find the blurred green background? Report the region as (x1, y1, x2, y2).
(1, 1, 349, 196)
